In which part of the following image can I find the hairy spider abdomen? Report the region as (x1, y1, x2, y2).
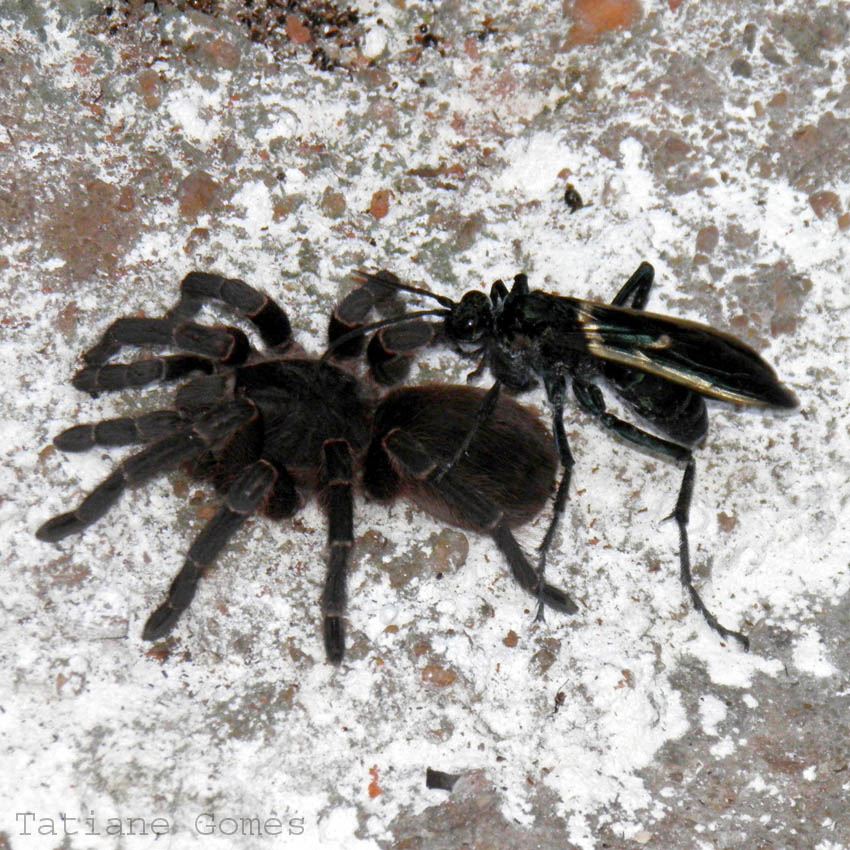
(365, 384, 557, 531)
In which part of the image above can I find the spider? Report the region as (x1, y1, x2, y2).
(36, 272, 577, 662)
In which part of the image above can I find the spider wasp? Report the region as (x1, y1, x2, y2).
(326, 261, 798, 649)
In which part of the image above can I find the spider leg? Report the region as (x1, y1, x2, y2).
(328, 270, 435, 383)
(381, 428, 578, 615)
(365, 321, 434, 386)
(175, 374, 234, 416)
(261, 462, 299, 519)
(143, 459, 278, 640)
(73, 352, 219, 395)
(168, 271, 293, 350)
(53, 410, 184, 451)
(36, 400, 258, 542)
(82, 315, 252, 369)
(572, 378, 748, 649)
(83, 273, 292, 366)
(328, 270, 404, 358)
(320, 439, 355, 664)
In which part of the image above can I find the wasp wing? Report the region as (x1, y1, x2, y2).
(571, 301, 797, 408)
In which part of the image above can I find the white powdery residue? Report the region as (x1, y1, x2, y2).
(696, 635, 782, 688)
(254, 108, 301, 145)
(354, 0, 402, 61)
(758, 182, 816, 261)
(0, 17, 21, 50)
(494, 133, 582, 201)
(279, 165, 306, 190)
(164, 87, 224, 148)
(615, 137, 658, 216)
(698, 694, 727, 736)
(681, 407, 848, 615)
(609, 822, 654, 845)
(361, 602, 410, 643)
(792, 626, 837, 677)
(226, 181, 275, 240)
(709, 736, 736, 758)
(568, 812, 595, 850)
(340, 663, 385, 706)
(271, 94, 352, 148)
(361, 25, 388, 60)
(370, 0, 401, 25)
(536, 644, 688, 821)
(39, 256, 66, 271)
(33, 11, 85, 90)
(121, 224, 189, 270)
(72, 588, 130, 641)
(0, 701, 90, 833)
(318, 806, 380, 849)
(748, 774, 770, 793)
(102, 87, 137, 128)
(1, 238, 36, 264)
(645, 208, 685, 255)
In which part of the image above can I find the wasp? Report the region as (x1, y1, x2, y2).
(326, 262, 798, 649)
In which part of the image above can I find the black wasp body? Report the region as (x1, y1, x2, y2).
(36, 272, 576, 665)
(328, 262, 798, 648)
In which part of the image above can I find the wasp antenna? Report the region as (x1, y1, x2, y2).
(353, 270, 457, 310)
(322, 309, 451, 361)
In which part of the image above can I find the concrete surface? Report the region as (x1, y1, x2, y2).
(1, 1, 848, 848)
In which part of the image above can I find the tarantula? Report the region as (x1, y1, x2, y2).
(36, 272, 577, 662)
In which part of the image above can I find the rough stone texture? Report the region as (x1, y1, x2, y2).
(1, 1, 848, 849)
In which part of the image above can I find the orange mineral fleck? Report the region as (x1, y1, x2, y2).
(566, 0, 642, 46)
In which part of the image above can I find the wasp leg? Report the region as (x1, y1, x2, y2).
(431, 380, 503, 483)
(611, 261, 655, 309)
(534, 397, 575, 622)
(382, 427, 578, 616)
(533, 372, 576, 622)
(573, 379, 749, 649)
(492, 522, 578, 616)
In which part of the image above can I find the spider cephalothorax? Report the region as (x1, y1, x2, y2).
(36, 272, 576, 663)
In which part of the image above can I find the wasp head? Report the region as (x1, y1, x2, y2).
(446, 291, 493, 345)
